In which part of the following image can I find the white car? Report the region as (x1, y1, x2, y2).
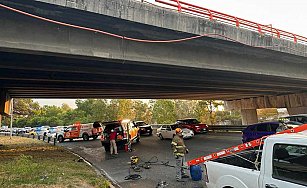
(156, 124, 194, 140)
(46, 126, 65, 138)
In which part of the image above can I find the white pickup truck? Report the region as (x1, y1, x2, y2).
(203, 132, 307, 188)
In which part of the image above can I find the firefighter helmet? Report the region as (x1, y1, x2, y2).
(175, 128, 182, 134)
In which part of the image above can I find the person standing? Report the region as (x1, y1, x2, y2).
(171, 128, 189, 182)
(109, 129, 118, 155)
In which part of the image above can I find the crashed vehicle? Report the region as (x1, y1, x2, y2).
(100, 120, 140, 152)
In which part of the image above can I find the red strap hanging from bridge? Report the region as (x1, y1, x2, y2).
(187, 124, 307, 166)
(176, 0, 182, 12)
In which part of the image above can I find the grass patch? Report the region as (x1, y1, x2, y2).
(0, 137, 110, 188)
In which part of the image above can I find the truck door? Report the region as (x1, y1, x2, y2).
(165, 125, 173, 139)
(260, 143, 307, 188)
(129, 121, 138, 140)
(70, 126, 79, 138)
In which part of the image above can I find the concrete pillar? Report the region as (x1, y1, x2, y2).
(241, 109, 258, 125)
(287, 107, 307, 115)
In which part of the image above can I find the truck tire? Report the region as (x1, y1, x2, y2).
(136, 134, 140, 143)
(104, 145, 110, 152)
(82, 133, 89, 141)
(58, 135, 64, 143)
(92, 135, 98, 140)
(159, 134, 164, 140)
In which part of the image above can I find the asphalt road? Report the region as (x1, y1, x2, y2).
(59, 132, 242, 188)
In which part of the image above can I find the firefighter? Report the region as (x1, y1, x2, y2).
(171, 128, 189, 182)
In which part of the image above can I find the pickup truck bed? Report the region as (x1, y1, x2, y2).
(214, 150, 262, 170)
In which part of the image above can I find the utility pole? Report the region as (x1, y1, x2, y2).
(10, 98, 13, 139)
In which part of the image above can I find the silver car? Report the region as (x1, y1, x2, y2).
(156, 124, 194, 140)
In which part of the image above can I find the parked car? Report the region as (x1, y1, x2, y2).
(175, 118, 208, 133)
(29, 130, 37, 136)
(281, 114, 307, 124)
(242, 121, 306, 143)
(156, 124, 194, 140)
(24, 127, 32, 133)
(0, 126, 7, 132)
(100, 120, 140, 152)
(46, 127, 63, 138)
(204, 130, 307, 188)
(17, 128, 26, 134)
(242, 121, 280, 143)
(135, 121, 153, 136)
(33, 126, 49, 136)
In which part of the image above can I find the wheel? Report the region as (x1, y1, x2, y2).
(82, 134, 89, 141)
(104, 144, 110, 152)
(159, 134, 164, 140)
(92, 135, 98, 140)
(136, 134, 140, 143)
(192, 129, 196, 134)
(58, 135, 64, 143)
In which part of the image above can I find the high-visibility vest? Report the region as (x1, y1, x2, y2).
(171, 135, 186, 156)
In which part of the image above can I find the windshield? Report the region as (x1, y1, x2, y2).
(177, 119, 200, 124)
(135, 122, 146, 126)
(102, 123, 122, 133)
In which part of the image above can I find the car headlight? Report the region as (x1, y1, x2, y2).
(195, 126, 200, 128)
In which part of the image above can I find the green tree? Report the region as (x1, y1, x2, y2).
(91, 99, 109, 121)
(195, 100, 224, 125)
(174, 100, 197, 119)
(106, 99, 119, 120)
(13, 99, 40, 117)
(117, 99, 135, 120)
(152, 99, 176, 124)
(257, 108, 278, 122)
(133, 100, 152, 122)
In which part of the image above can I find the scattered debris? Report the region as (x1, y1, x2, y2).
(40, 175, 49, 181)
(76, 158, 84, 162)
(156, 181, 168, 188)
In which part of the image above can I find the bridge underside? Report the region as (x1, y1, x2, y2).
(0, 0, 307, 100)
(0, 49, 306, 100)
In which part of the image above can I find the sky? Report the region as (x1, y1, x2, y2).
(34, 0, 307, 108)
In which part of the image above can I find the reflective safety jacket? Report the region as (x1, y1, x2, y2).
(171, 135, 186, 157)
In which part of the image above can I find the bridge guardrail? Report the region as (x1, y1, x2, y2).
(155, 0, 307, 44)
(208, 125, 246, 132)
(149, 124, 246, 132)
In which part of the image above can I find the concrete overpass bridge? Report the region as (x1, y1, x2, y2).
(0, 0, 307, 124)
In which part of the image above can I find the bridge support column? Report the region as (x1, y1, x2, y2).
(241, 109, 258, 125)
(0, 90, 11, 116)
(287, 107, 307, 115)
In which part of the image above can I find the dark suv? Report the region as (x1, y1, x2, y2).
(100, 120, 140, 152)
(175, 118, 208, 134)
(135, 121, 153, 136)
(242, 121, 280, 143)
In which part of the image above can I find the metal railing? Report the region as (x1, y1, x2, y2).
(208, 125, 246, 132)
(150, 124, 246, 132)
(155, 0, 307, 44)
(0, 132, 57, 145)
